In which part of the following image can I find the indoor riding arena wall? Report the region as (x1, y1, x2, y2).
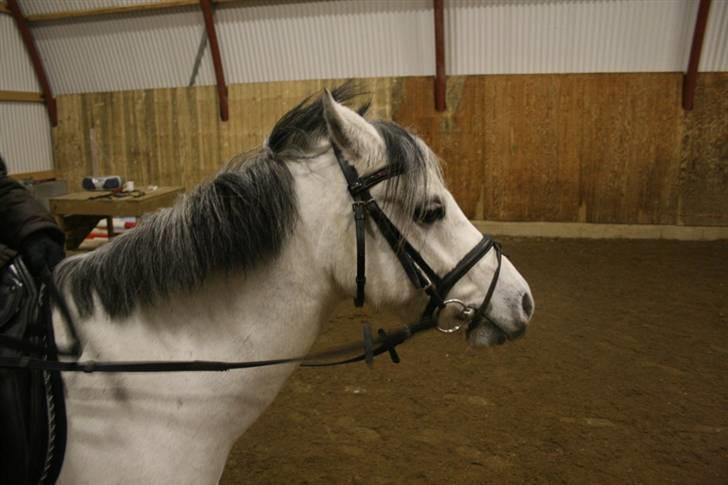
(51, 72, 728, 226)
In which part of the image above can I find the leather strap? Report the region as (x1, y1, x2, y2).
(473, 242, 502, 320)
(333, 145, 496, 319)
(0, 142, 504, 375)
(332, 145, 439, 305)
(352, 201, 367, 306)
(349, 165, 403, 196)
(0, 320, 424, 372)
(365, 202, 431, 290)
(41, 268, 80, 357)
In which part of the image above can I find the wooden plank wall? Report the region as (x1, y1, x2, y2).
(53, 79, 394, 192)
(52, 73, 728, 226)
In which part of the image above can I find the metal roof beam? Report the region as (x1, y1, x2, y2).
(433, 0, 446, 112)
(200, 0, 229, 122)
(6, 0, 57, 126)
(683, 0, 712, 111)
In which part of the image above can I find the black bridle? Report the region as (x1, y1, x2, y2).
(333, 145, 502, 339)
(0, 145, 503, 373)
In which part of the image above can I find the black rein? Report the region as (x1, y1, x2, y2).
(0, 145, 502, 373)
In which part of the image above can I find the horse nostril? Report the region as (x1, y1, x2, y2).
(521, 292, 534, 319)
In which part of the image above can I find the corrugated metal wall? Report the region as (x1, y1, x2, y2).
(216, 0, 434, 83)
(32, 8, 215, 94)
(701, 0, 728, 71)
(0, 103, 54, 173)
(446, 0, 698, 74)
(0, 15, 40, 91)
(0, 14, 53, 173)
(3, 0, 727, 175)
(24, 0, 728, 95)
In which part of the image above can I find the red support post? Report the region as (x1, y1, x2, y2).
(7, 0, 57, 126)
(433, 0, 446, 112)
(683, 0, 712, 111)
(200, 0, 229, 122)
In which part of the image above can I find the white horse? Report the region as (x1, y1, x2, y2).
(53, 86, 534, 484)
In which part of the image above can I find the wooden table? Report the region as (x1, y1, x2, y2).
(49, 186, 183, 249)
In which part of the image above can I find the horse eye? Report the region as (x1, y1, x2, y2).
(414, 202, 446, 225)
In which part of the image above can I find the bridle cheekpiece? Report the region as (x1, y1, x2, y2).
(332, 144, 503, 336)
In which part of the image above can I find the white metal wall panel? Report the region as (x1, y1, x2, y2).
(19, 0, 169, 16)
(216, 0, 435, 84)
(0, 16, 41, 91)
(0, 104, 53, 173)
(16, 0, 727, 95)
(31, 9, 214, 94)
(446, 0, 700, 74)
(701, 0, 728, 71)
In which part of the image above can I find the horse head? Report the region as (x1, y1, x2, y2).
(292, 87, 534, 346)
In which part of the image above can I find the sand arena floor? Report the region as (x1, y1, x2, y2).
(217, 237, 728, 484)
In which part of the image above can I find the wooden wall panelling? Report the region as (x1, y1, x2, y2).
(679, 73, 728, 226)
(52, 74, 728, 226)
(392, 74, 693, 224)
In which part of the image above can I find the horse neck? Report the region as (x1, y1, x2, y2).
(58, 227, 341, 484)
(68, 228, 338, 364)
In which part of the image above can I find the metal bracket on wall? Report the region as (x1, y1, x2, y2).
(188, 29, 209, 87)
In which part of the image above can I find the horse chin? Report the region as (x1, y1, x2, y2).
(466, 319, 509, 348)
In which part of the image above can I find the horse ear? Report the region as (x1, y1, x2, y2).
(322, 89, 384, 167)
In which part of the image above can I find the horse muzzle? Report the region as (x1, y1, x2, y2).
(433, 297, 530, 347)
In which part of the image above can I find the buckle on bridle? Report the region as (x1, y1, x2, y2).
(433, 299, 476, 334)
(352, 201, 367, 220)
(348, 181, 366, 196)
(422, 280, 437, 295)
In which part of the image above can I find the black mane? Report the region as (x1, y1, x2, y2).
(56, 84, 436, 319)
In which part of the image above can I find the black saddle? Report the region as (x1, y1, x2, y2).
(0, 258, 66, 485)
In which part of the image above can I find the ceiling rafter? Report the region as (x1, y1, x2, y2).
(433, 0, 446, 112)
(24, 0, 243, 24)
(682, 0, 712, 111)
(6, 0, 57, 126)
(199, 0, 228, 122)
(25, 0, 198, 23)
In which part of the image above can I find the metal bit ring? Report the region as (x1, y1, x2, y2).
(434, 299, 476, 334)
